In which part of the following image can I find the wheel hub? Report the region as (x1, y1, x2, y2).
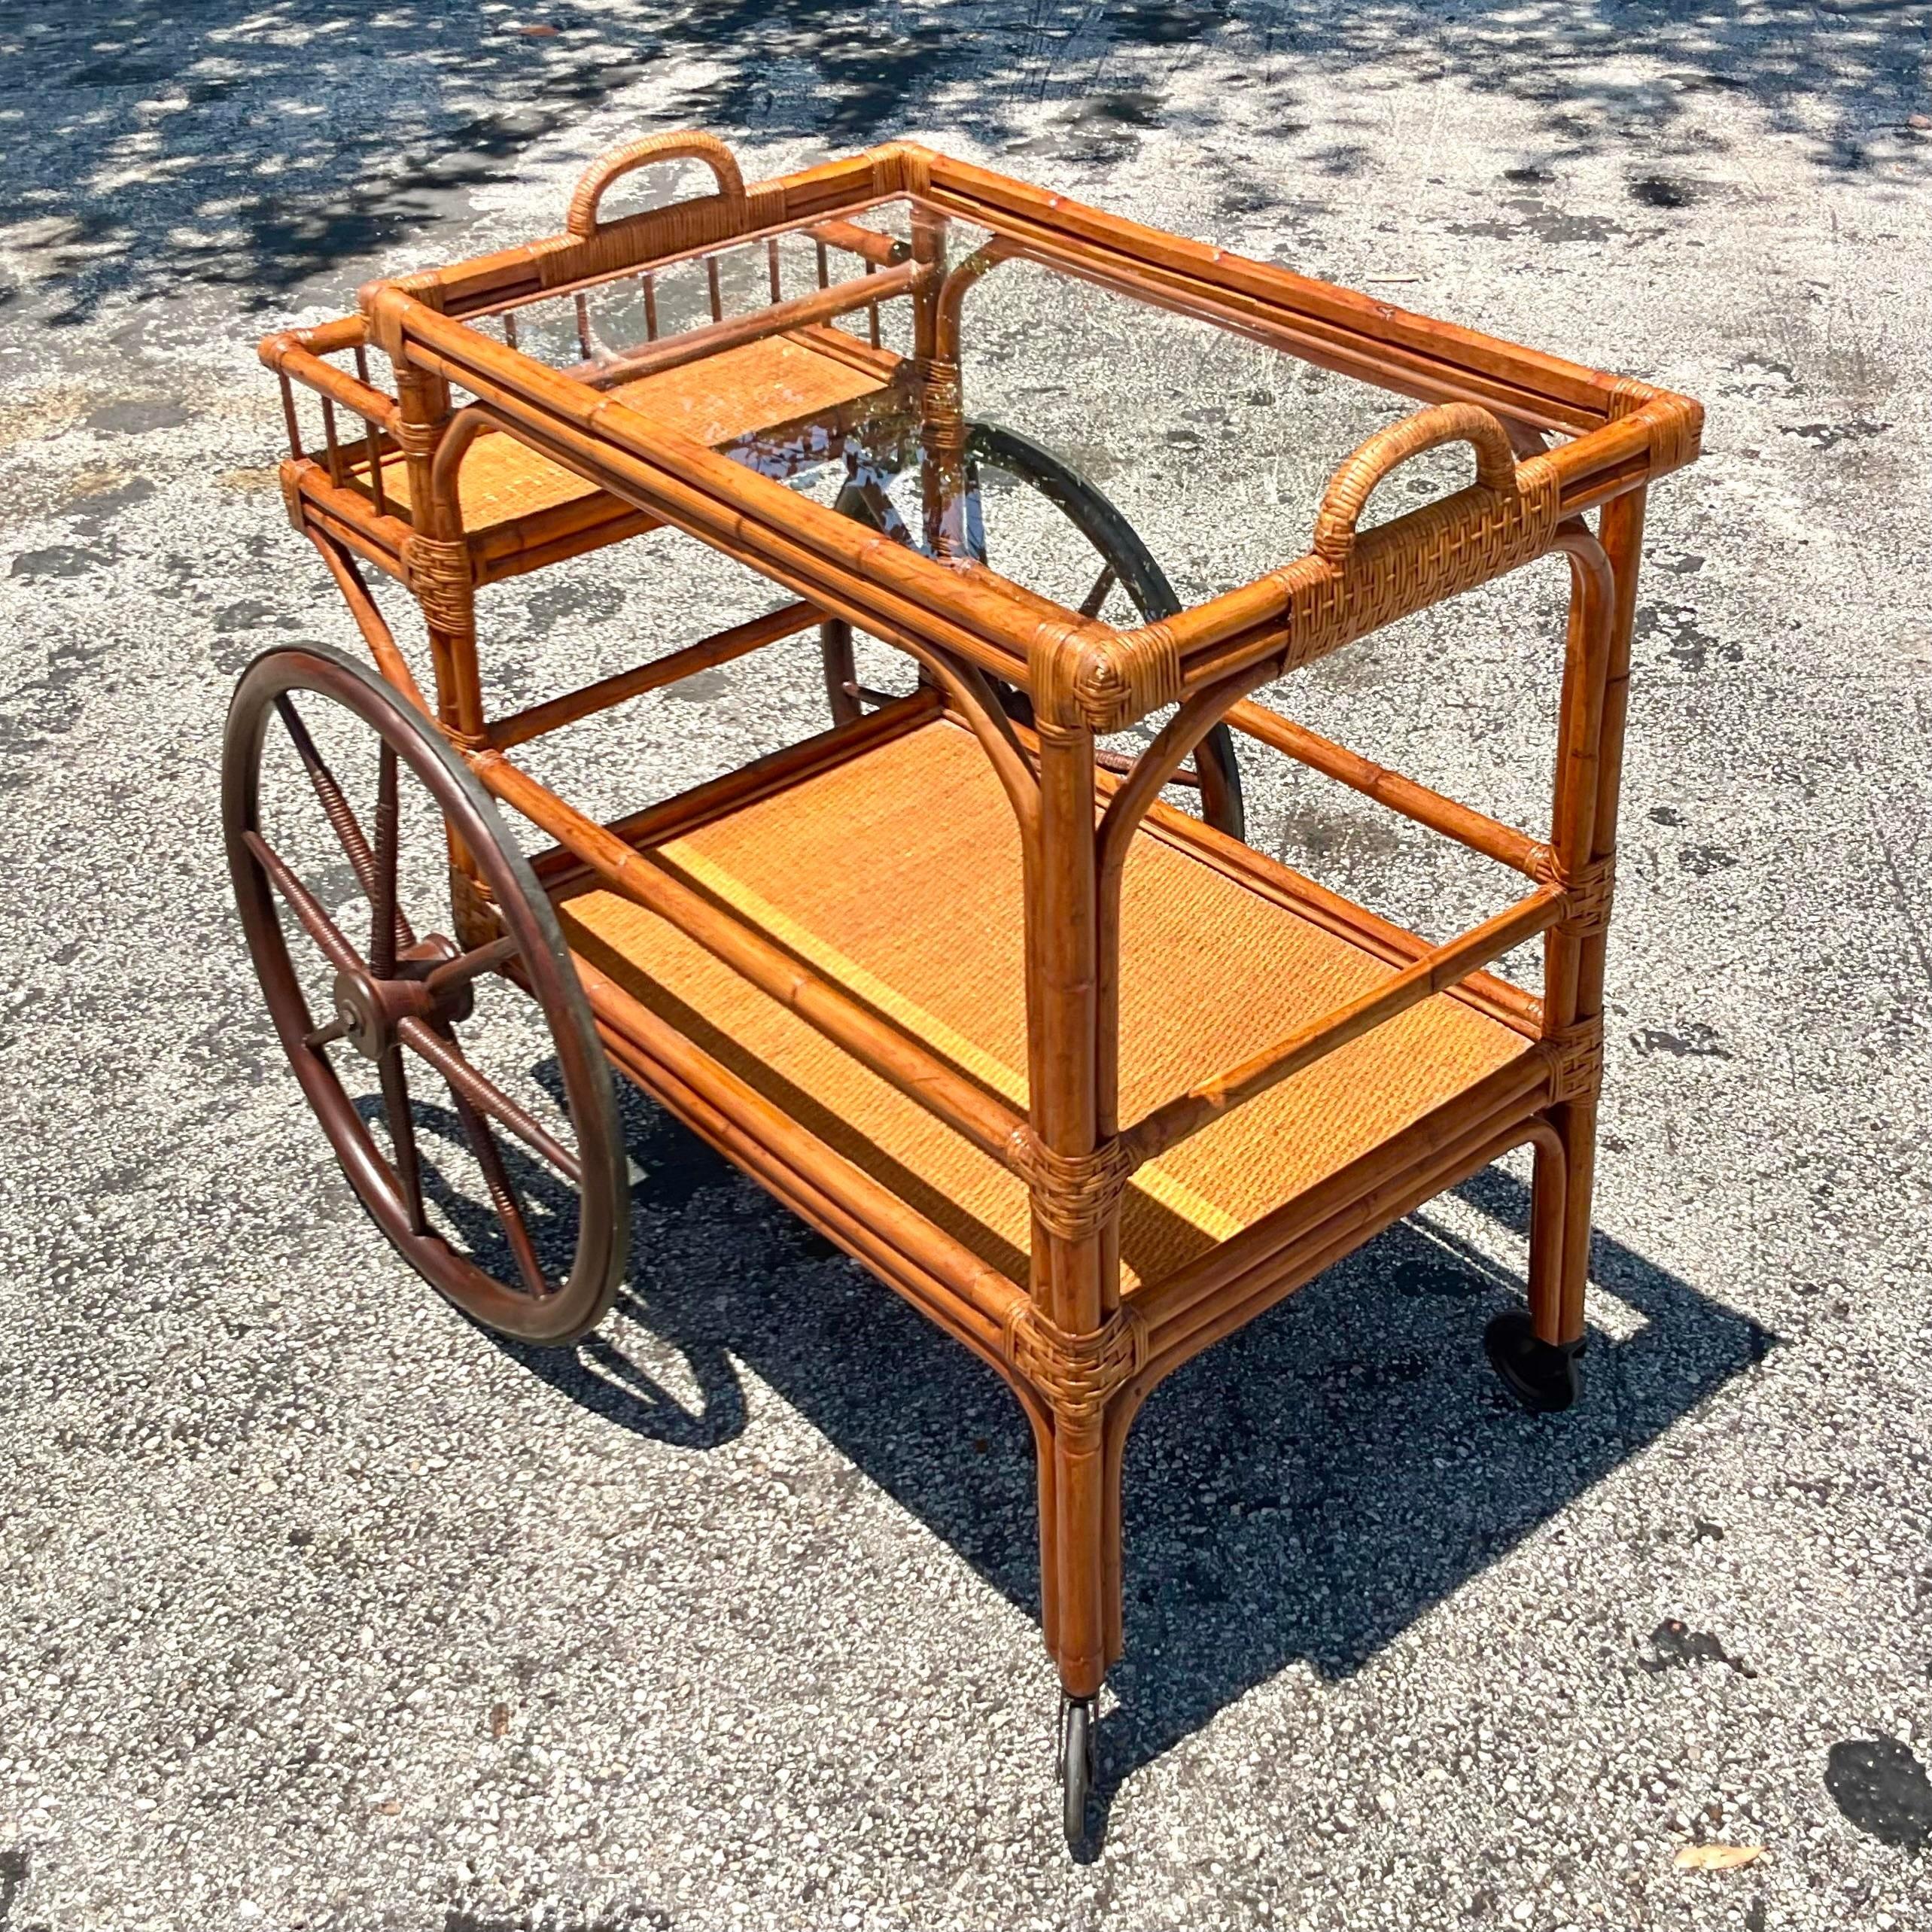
(329, 966, 399, 1060)
(329, 934, 467, 1060)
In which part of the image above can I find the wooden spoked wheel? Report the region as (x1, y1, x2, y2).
(223, 643, 628, 1345)
(824, 421, 1246, 840)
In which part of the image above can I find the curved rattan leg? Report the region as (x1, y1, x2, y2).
(1544, 1097, 1596, 1349)
(1030, 1402, 1063, 1663)
(1493, 1114, 1587, 1411)
(1099, 1386, 1146, 1671)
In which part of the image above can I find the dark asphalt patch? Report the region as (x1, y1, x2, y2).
(1824, 1738, 1932, 1851)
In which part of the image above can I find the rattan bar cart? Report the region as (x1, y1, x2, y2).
(227, 132, 1701, 1847)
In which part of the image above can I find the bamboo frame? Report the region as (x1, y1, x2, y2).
(1117, 883, 1565, 1169)
(1225, 698, 1556, 880)
(255, 130, 1697, 1742)
(566, 258, 928, 391)
(485, 601, 821, 748)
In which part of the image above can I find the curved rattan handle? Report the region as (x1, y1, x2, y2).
(1313, 403, 1520, 565)
(566, 131, 746, 239)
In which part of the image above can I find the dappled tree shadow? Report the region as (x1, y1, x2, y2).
(1, 0, 1923, 327)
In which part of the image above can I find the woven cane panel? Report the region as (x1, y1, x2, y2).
(604, 332, 887, 447)
(368, 427, 601, 530)
(558, 721, 1531, 1291)
(368, 332, 889, 533)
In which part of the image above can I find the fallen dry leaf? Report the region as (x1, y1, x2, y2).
(489, 1702, 510, 1739)
(1674, 1843, 1764, 1871)
(374, 1797, 402, 1816)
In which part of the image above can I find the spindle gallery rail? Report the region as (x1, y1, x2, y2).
(224, 129, 1702, 1850)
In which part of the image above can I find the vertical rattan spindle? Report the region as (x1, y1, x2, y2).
(353, 344, 388, 516)
(909, 206, 951, 555)
(278, 373, 303, 460)
(319, 395, 346, 488)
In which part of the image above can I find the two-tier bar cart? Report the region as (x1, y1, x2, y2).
(228, 132, 1701, 1847)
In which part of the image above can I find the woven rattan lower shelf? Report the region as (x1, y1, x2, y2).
(556, 717, 1535, 1295)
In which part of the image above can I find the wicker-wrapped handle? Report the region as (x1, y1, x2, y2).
(1313, 403, 1520, 565)
(566, 131, 746, 239)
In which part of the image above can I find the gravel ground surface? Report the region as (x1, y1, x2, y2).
(3, 4, 1930, 1928)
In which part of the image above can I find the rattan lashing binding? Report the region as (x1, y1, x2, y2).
(1559, 853, 1616, 937)
(1007, 1126, 1135, 1244)
(1539, 1016, 1605, 1103)
(1004, 1299, 1149, 1435)
(1608, 379, 1704, 475)
(403, 534, 476, 637)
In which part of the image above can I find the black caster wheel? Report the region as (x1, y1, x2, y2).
(1058, 1694, 1097, 1851)
(1485, 1309, 1584, 1413)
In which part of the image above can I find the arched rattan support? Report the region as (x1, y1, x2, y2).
(1548, 520, 1617, 878)
(941, 650, 1042, 831)
(427, 402, 495, 519)
(1090, 661, 1276, 1147)
(303, 529, 433, 719)
(1095, 665, 1275, 893)
(933, 236, 1021, 361)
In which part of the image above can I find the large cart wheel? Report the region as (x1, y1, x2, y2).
(961, 421, 1245, 843)
(822, 421, 1246, 841)
(224, 643, 628, 1345)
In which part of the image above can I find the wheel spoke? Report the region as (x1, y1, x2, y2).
(446, 1083, 550, 1299)
(370, 741, 401, 978)
(303, 1013, 351, 1050)
(1077, 561, 1118, 621)
(1093, 745, 1200, 786)
(422, 934, 519, 1003)
(274, 695, 415, 963)
(395, 1016, 582, 1185)
(244, 829, 363, 975)
(376, 1044, 427, 1235)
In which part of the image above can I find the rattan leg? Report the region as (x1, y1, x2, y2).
(1543, 1097, 1597, 1349)
(1048, 1422, 1109, 1700)
(1526, 1118, 1571, 1346)
(1100, 1394, 1136, 1669)
(1035, 1415, 1062, 1660)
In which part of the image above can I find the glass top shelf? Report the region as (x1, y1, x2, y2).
(454, 196, 1556, 626)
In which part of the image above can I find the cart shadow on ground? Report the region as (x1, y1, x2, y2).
(385, 1069, 1774, 1848)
